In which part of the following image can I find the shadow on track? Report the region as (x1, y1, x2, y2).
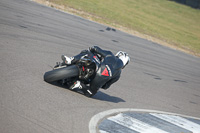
(46, 82, 125, 103)
(93, 91, 126, 103)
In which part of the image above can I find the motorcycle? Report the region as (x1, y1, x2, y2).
(44, 51, 101, 93)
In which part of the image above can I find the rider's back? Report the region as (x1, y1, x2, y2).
(90, 47, 124, 91)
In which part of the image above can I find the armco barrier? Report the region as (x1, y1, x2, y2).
(171, 0, 200, 8)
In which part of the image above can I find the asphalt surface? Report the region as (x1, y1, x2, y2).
(0, 0, 200, 133)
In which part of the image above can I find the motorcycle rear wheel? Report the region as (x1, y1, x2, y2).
(44, 65, 79, 83)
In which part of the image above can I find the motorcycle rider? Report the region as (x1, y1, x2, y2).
(62, 46, 130, 97)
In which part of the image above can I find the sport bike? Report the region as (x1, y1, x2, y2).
(44, 51, 101, 90)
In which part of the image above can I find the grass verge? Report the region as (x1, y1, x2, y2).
(34, 0, 200, 57)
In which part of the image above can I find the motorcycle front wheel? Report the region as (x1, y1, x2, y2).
(44, 65, 79, 83)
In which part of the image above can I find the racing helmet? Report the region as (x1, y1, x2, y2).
(115, 51, 130, 69)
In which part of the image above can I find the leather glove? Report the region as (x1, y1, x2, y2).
(89, 46, 96, 53)
(89, 46, 98, 53)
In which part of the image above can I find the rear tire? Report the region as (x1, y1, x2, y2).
(44, 65, 79, 83)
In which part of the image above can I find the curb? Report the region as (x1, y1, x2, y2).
(89, 108, 200, 133)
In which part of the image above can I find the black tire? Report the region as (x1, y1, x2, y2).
(44, 65, 79, 83)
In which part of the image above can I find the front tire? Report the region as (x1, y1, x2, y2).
(44, 65, 79, 83)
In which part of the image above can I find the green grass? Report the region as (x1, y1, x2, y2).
(48, 0, 200, 56)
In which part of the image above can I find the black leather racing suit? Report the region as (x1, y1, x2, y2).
(71, 46, 124, 96)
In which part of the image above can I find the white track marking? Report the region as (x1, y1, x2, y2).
(108, 113, 169, 133)
(151, 113, 200, 133)
(89, 109, 200, 133)
(99, 130, 109, 133)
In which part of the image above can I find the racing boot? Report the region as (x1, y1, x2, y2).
(61, 55, 73, 65)
(70, 81, 93, 97)
(70, 80, 84, 94)
(70, 81, 82, 90)
(75, 82, 94, 97)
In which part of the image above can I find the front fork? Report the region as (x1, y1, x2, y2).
(53, 62, 66, 70)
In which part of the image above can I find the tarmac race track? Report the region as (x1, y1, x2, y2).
(0, 0, 200, 133)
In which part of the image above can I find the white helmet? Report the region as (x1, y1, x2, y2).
(116, 51, 130, 69)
